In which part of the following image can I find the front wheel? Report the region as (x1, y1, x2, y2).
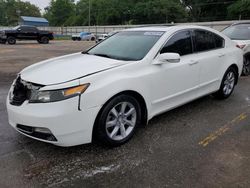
(213, 67, 237, 99)
(94, 95, 141, 147)
(7, 36, 16, 45)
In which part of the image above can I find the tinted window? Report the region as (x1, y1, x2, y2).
(160, 31, 193, 56)
(194, 30, 216, 52)
(20, 26, 37, 32)
(222, 24, 250, 40)
(214, 34, 224, 48)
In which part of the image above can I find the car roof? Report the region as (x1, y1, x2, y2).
(19, 25, 36, 28)
(124, 25, 216, 32)
(231, 22, 250, 26)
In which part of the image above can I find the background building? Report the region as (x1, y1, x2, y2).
(19, 16, 49, 26)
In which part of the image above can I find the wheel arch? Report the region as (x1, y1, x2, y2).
(92, 90, 148, 140)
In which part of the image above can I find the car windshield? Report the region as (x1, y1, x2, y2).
(87, 31, 164, 61)
(222, 24, 250, 40)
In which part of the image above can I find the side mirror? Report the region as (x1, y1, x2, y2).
(154, 53, 180, 65)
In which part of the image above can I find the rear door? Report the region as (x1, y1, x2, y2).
(26, 26, 38, 40)
(192, 29, 226, 95)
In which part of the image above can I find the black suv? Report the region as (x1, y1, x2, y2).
(0, 25, 54, 45)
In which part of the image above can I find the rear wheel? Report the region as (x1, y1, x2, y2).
(40, 36, 49, 44)
(94, 95, 141, 147)
(7, 36, 16, 45)
(213, 67, 237, 99)
(91, 37, 95, 41)
(242, 56, 250, 76)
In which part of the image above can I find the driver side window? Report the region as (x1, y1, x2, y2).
(160, 31, 193, 56)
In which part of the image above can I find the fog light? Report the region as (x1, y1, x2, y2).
(34, 127, 52, 134)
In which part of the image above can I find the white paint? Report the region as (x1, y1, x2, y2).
(6, 25, 244, 146)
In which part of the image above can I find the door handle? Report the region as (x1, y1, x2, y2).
(189, 60, 199, 66)
(218, 54, 225, 58)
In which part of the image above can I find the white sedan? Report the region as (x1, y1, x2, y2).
(7, 26, 243, 147)
(222, 22, 250, 76)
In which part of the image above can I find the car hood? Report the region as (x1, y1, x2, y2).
(20, 53, 128, 85)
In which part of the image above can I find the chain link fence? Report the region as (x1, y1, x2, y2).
(1, 20, 250, 37)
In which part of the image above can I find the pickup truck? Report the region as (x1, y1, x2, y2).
(0, 25, 54, 45)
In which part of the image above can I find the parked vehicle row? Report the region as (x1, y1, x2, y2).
(0, 25, 54, 45)
(222, 22, 250, 76)
(7, 25, 243, 147)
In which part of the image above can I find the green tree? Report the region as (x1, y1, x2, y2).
(0, 0, 41, 26)
(44, 0, 75, 26)
(182, 0, 234, 21)
(228, 0, 250, 20)
(0, 0, 7, 25)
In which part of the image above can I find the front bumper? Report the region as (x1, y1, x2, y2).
(6, 95, 101, 147)
(0, 35, 7, 39)
(0, 35, 7, 41)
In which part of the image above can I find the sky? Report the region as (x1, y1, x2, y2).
(22, 0, 51, 11)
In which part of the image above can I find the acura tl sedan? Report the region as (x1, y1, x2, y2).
(7, 26, 243, 147)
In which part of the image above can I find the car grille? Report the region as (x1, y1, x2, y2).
(10, 77, 31, 106)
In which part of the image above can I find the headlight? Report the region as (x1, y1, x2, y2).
(29, 84, 90, 103)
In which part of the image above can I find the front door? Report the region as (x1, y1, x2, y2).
(150, 30, 200, 116)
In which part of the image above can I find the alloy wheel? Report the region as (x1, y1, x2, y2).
(105, 102, 137, 141)
(223, 71, 235, 95)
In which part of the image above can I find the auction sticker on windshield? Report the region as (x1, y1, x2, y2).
(144, 32, 164, 36)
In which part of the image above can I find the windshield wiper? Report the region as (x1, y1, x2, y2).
(82, 51, 89, 54)
(92, 53, 113, 59)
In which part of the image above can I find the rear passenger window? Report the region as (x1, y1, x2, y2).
(194, 30, 215, 52)
(160, 31, 193, 56)
(194, 30, 224, 52)
(214, 34, 224, 48)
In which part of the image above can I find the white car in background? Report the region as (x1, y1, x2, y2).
(7, 26, 243, 147)
(96, 33, 108, 43)
(222, 23, 250, 76)
(72, 32, 96, 41)
(96, 31, 120, 43)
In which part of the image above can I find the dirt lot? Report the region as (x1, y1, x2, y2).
(0, 41, 250, 188)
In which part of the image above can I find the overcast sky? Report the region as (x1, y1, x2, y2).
(22, 0, 51, 11)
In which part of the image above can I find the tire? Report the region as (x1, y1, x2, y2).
(213, 67, 237, 99)
(7, 36, 16, 45)
(37, 39, 42, 44)
(94, 95, 142, 147)
(91, 37, 95, 41)
(77, 37, 81, 41)
(40, 36, 49, 44)
(242, 56, 250, 76)
(72, 38, 76, 41)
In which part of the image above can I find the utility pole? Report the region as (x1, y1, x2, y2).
(88, 0, 91, 32)
(239, 0, 243, 20)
